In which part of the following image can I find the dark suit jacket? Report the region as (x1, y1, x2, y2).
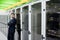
(8, 18, 16, 33)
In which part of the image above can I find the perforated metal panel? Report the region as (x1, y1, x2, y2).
(0, 15, 8, 37)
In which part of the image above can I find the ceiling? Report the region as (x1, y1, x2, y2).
(0, 0, 60, 10)
(0, 0, 21, 10)
(0, 0, 29, 10)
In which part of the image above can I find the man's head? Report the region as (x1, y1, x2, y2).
(10, 13, 15, 18)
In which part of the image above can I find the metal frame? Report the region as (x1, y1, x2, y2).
(41, 1, 46, 40)
(28, 4, 31, 40)
(20, 7, 23, 40)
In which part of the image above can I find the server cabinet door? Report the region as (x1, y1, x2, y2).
(22, 6, 29, 40)
(31, 3, 42, 40)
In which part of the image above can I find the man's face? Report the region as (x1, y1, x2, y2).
(10, 14, 15, 18)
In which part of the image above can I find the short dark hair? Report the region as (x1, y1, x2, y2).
(11, 13, 15, 15)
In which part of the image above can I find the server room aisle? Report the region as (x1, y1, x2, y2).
(0, 31, 7, 40)
(14, 30, 19, 40)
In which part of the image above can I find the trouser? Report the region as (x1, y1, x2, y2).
(17, 24, 21, 40)
(17, 30, 20, 40)
(8, 30, 15, 40)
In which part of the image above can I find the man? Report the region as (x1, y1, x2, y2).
(16, 14, 21, 40)
(8, 13, 16, 40)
